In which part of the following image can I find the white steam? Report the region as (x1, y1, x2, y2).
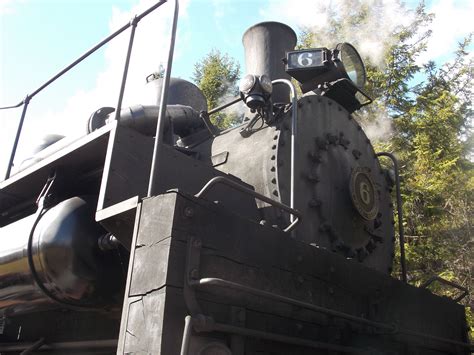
(261, 0, 414, 68)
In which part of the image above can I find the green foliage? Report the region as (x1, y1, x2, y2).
(299, 0, 473, 333)
(192, 49, 241, 129)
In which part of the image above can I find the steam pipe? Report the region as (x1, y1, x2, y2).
(148, 0, 179, 197)
(272, 80, 298, 233)
(376, 152, 407, 283)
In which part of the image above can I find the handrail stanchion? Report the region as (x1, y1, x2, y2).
(4, 96, 30, 180)
(147, 0, 179, 197)
(114, 16, 139, 121)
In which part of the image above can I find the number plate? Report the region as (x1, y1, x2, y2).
(285, 48, 330, 83)
(350, 167, 379, 220)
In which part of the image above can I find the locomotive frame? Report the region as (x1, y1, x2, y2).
(0, 0, 472, 354)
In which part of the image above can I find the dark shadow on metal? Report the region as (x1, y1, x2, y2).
(376, 152, 407, 283)
(195, 176, 301, 233)
(1, 0, 168, 180)
(0, 340, 117, 353)
(19, 337, 45, 355)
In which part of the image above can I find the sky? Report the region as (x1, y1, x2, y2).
(0, 0, 472, 179)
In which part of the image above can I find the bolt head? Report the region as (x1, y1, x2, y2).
(184, 206, 194, 218)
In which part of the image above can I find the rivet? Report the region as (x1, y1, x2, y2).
(184, 207, 194, 218)
(273, 135, 278, 140)
(271, 178, 277, 184)
(270, 166, 276, 172)
(272, 144, 277, 150)
(189, 269, 199, 280)
(271, 155, 276, 160)
(193, 239, 202, 248)
(306, 174, 319, 183)
(272, 190, 279, 197)
(308, 199, 321, 208)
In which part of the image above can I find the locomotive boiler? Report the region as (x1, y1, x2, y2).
(0, 2, 471, 354)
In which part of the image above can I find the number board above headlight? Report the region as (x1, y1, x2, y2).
(285, 48, 330, 82)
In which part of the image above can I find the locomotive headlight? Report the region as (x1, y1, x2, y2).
(239, 74, 273, 110)
(284, 43, 372, 113)
(239, 74, 256, 93)
(334, 43, 366, 88)
(259, 75, 273, 94)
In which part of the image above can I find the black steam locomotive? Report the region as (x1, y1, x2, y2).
(0, 3, 471, 354)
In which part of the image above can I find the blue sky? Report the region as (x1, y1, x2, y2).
(0, 0, 472, 178)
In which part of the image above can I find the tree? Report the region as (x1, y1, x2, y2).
(298, 0, 473, 336)
(192, 50, 241, 129)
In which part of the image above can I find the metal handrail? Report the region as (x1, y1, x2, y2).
(1, 0, 168, 180)
(421, 276, 469, 303)
(147, 0, 180, 197)
(195, 176, 302, 233)
(376, 152, 407, 283)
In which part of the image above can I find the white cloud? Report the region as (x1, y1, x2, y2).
(418, 0, 474, 63)
(0, 0, 25, 15)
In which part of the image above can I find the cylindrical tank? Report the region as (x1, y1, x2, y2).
(0, 196, 126, 315)
(242, 22, 297, 104)
(147, 77, 208, 112)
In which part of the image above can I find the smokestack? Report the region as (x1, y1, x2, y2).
(242, 22, 297, 104)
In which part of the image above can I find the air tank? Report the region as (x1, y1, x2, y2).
(0, 197, 126, 315)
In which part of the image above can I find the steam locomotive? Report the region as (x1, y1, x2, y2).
(0, 6, 471, 354)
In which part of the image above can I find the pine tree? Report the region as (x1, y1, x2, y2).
(192, 50, 241, 129)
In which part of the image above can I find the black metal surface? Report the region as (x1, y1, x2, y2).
(0, 123, 113, 227)
(242, 22, 297, 104)
(0, 196, 125, 315)
(192, 94, 395, 272)
(119, 192, 470, 354)
(195, 176, 301, 232)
